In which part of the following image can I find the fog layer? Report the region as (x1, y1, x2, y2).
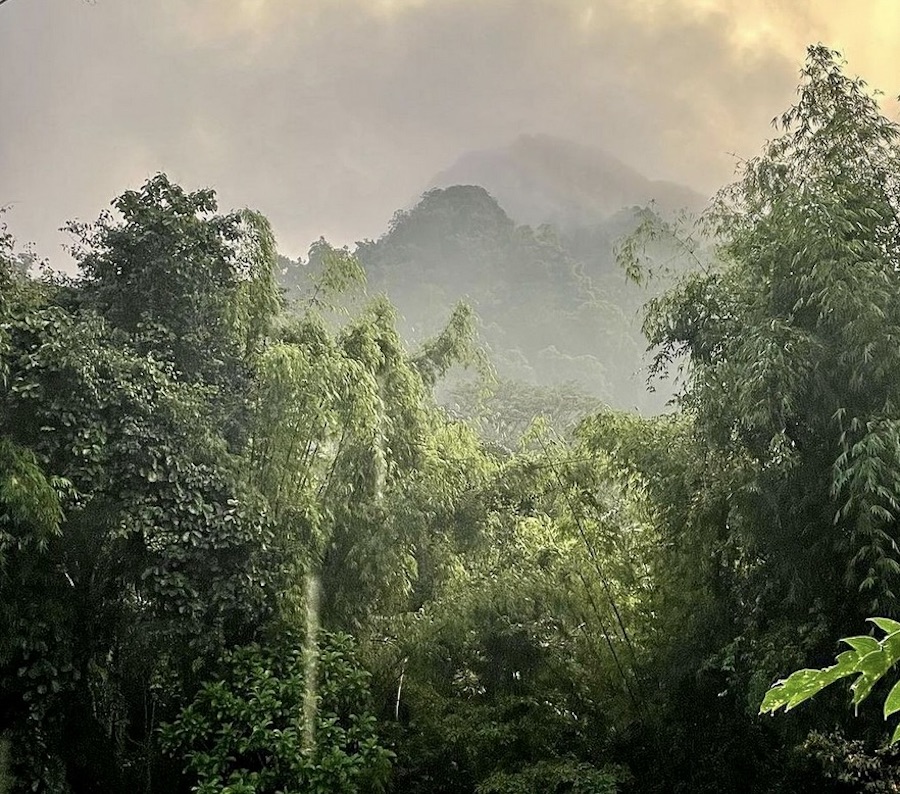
(2, 0, 898, 261)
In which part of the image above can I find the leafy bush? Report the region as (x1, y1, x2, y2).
(161, 631, 392, 794)
(802, 730, 900, 793)
(477, 759, 627, 794)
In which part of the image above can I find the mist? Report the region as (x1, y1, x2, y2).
(4, 0, 896, 263)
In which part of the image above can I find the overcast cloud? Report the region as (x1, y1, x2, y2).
(2, 0, 899, 264)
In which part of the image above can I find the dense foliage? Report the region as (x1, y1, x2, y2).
(5, 44, 900, 794)
(160, 631, 391, 794)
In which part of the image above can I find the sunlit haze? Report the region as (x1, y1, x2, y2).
(2, 0, 899, 262)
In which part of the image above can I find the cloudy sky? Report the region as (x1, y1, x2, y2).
(2, 0, 899, 264)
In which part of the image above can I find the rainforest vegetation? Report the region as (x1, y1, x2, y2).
(6, 46, 900, 792)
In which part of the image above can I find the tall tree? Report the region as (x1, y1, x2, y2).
(0, 179, 287, 793)
(597, 45, 900, 790)
(70, 174, 280, 443)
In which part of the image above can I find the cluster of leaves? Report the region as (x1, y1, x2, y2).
(802, 730, 900, 792)
(762, 618, 900, 737)
(160, 631, 391, 794)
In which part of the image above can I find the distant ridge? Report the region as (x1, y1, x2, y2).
(427, 133, 706, 228)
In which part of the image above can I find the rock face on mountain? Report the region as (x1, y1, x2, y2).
(427, 133, 705, 228)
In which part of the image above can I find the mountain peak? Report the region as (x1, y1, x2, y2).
(427, 135, 705, 228)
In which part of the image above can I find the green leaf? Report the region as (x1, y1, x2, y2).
(760, 665, 852, 715)
(851, 632, 900, 710)
(843, 635, 881, 655)
(850, 648, 892, 709)
(883, 679, 900, 719)
(870, 617, 900, 635)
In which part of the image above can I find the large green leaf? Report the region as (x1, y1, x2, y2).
(762, 619, 900, 742)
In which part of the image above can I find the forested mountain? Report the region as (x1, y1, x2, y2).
(359, 185, 653, 405)
(6, 46, 900, 794)
(284, 184, 691, 418)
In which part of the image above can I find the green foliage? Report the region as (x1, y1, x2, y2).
(614, 204, 709, 289)
(307, 239, 367, 303)
(411, 303, 491, 389)
(373, 428, 654, 792)
(0, 310, 283, 790)
(248, 294, 458, 628)
(161, 631, 392, 794)
(0, 177, 291, 792)
(72, 173, 281, 402)
(229, 208, 283, 356)
(0, 439, 66, 566)
(477, 760, 626, 794)
(802, 730, 900, 792)
(16, 45, 900, 792)
(0, 219, 46, 391)
(279, 239, 366, 315)
(761, 618, 900, 739)
(0, 734, 10, 794)
(580, 44, 900, 790)
(447, 379, 602, 454)
(1, 166, 683, 794)
(644, 45, 900, 610)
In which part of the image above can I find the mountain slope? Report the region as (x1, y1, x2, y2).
(353, 186, 673, 413)
(281, 180, 696, 416)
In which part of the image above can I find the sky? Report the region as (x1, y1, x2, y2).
(2, 0, 900, 265)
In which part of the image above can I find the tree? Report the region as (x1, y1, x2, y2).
(646, 45, 900, 612)
(583, 45, 900, 790)
(70, 174, 280, 444)
(0, 178, 289, 792)
(370, 422, 652, 794)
